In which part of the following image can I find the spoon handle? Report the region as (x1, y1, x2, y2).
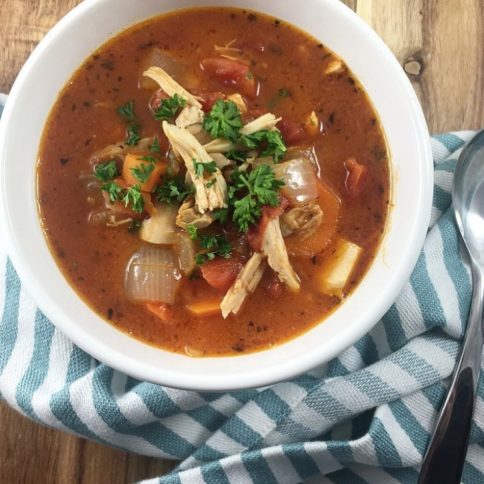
(418, 261, 483, 484)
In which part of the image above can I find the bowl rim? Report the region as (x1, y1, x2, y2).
(0, 0, 433, 390)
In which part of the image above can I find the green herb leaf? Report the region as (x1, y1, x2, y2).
(229, 164, 285, 232)
(122, 184, 144, 213)
(278, 88, 291, 97)
(212, 208, 229, 224)
(101, 181, 123, 203)
(153, 94, 186, 121)
(192, 160, 218, 178)
(149, 137, 161, 153)
(130, 161, 155, 183)
(240, 129, 286, 163)
(187, 224, 198, 240)
(226, 150, 247, 164)
(203, 100, 242, 142)
(195, 233, 232, 265)
(117, 100, 136, 122)
(155, 177, 193, 204)
(126, 124, 141, 146)
(94, 160, 118, 182)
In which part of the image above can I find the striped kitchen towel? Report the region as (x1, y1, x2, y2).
(0, 94, 482, 483)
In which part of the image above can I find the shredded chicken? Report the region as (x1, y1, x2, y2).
(186, 124, 212, 144)
(261, 218, 300, 291)
(214, 39, 241, 55)
(106, 216, 133, 228)
(210, 153, 234, 169)
(203, 138, 234, 153)
(176, 198, 214, 229)
(227, 93, 247, 114)
(280, 202, 323, 239)
(175, 105, 205, 129)
(240, 113, 282, 135)
(163, 122, 227, 213)
(143, 66, 202, 109)
(324, 59, 344, 75)
(221, 252, 267, 318)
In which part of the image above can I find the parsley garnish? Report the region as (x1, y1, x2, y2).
(126, 124, 141, 146)
(155, 177, 192, 204)
(122, 184, 144, 213)
(203, 100, 242, 142)
(102, 181, 123, 203)
(94, 160, 118, 182)
(229, 164, 285, 232)
(212, 208, 229, 224)
(117, 101, 141, 146)
(226, 150, 247, 164)
(149, 137, 161, 153)
(187, 224, 198, 240)
(187, 225, 232, 265)
(240, 130, 287, 163)
(117, 100, 136, 122)
(278, 88, 291, 97)
(153, 94, 186, 121)
(130, 161, 155, 183)
(192, 160, 218, 178)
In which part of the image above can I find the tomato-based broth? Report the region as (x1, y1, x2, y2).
(37, 8, 390, 356)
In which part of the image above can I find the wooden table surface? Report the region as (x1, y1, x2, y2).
(0, 1, 482, 482)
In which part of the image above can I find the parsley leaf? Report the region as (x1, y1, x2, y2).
(117, 101, 141, 146)
(229, 164, 285, 232)
(186, 225, 232, 265)
(278, 88, 291, 97)
(192, 160, 218, 178)
(149, 137, 161, 153)
(203, 100, 242, 142)
(212, 208, 229, 224)
(240, 130, 287, 163)
(155, 177, 192, 204)
(117, 100, 136, 122)
(195, 234, 232, 265)
(226, 150, 247, 164)
(130, 161, 155, 183)
(126, 124, 141, 146)
(122, 184, 144, 213)
(187, 224, 198, 240)
(153, 94, 186, 121)
(102, 181, 123, 203)
(94, 160, 118, 182)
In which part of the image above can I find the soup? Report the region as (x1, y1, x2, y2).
(37, 7, 390, 356)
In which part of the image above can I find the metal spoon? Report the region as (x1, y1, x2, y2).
(419, 130, 484, 484)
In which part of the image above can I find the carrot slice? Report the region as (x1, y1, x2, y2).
(187, 298, 222, 317)
(146, 303, 175, 324)
(345, 157, 368, 197)
(285, 182, 341, 258)
(122, 153, 167, 192)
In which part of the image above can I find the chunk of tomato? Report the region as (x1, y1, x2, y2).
(201, 57, 259, 98)
(201, 258, 244, 292)
(277, 119, 307, 146)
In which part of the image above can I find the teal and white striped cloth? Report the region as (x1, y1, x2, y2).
(0, 94, 482, 482)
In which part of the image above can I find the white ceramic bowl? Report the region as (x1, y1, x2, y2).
(0, 0, 432, 391)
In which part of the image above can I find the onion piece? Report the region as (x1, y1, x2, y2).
(125, 245, 181, 304)
(273, 158, 319, 205)
(175, 232, 196, 275)
(140, 203, 178, 245)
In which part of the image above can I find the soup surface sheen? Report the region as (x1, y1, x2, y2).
(38, 7, 390, 356)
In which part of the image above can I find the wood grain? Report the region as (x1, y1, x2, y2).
(0, 1, 482, 482)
